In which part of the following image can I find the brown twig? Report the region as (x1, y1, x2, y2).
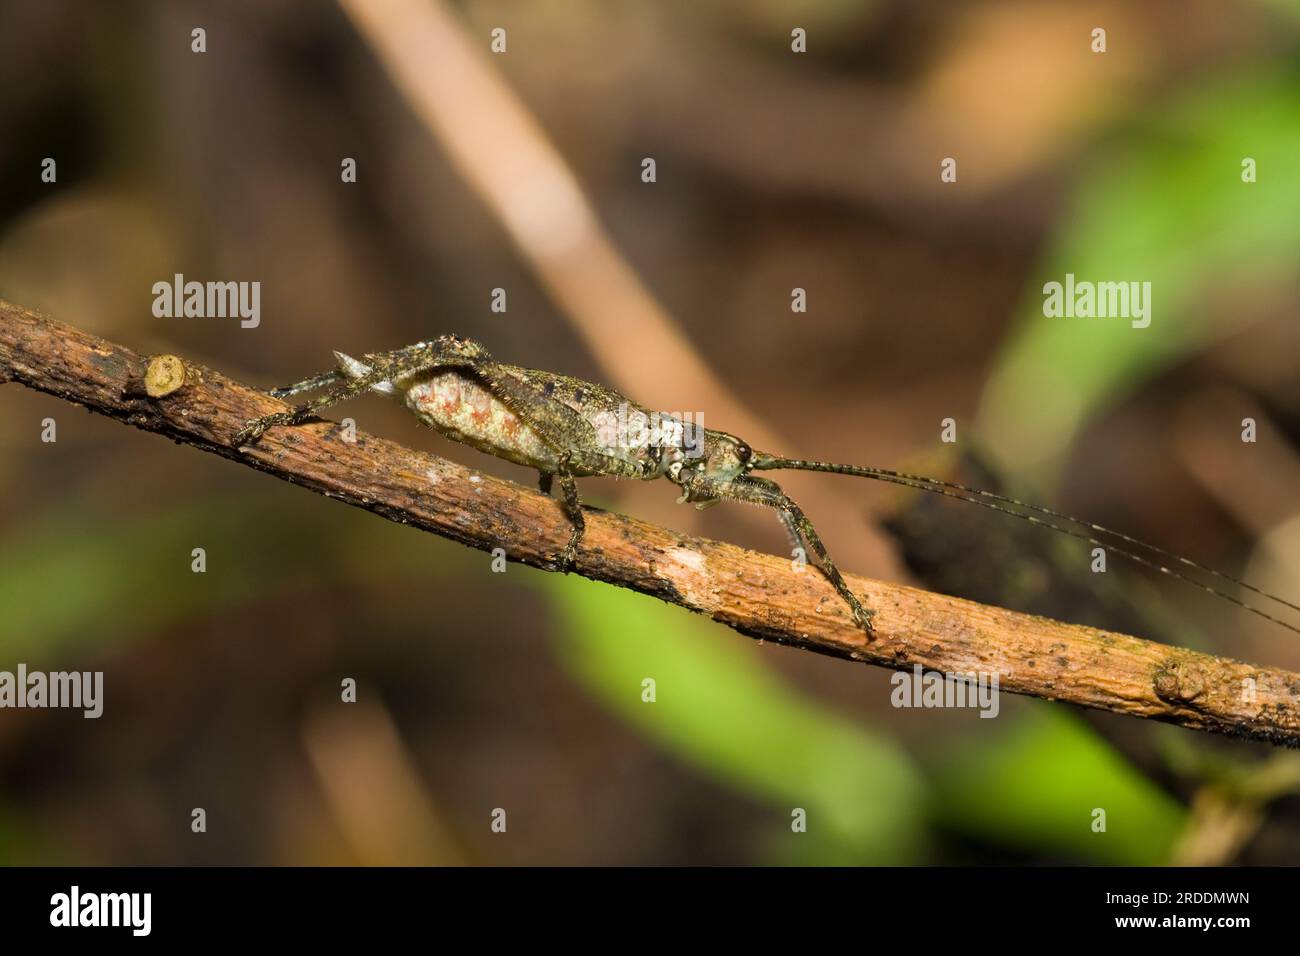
(3, 299, 1300, 746)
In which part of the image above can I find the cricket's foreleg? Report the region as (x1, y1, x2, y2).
(780, 501, 875, 634)
(790, 506, 875, 634)
(554, 457, 585, 572)
(537, 472, 554, 496)
(724, 476, 876, 636)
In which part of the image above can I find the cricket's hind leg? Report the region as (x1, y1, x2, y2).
(233, 369, 383, 446)
(232, 338, 485, 448)
(268, 370, 343, 400)
(724, 475, 877, 637)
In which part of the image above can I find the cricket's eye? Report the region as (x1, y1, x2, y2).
(668, 461, 683, 480)
(736, 443, 751, 463)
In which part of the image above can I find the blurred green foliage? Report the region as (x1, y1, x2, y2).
(931, 707, 1185, 864)
(0, 501, 357, 660)
(543, 574, 926, 864)
(980, 66, 1300, 484)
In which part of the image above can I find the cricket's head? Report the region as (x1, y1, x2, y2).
(666, 429, 755, 487)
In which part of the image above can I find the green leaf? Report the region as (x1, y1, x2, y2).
(543, 574, 926, 863)
(932, 705, 1186, 864)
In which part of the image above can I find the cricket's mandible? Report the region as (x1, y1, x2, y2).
(232, 335, 1300, 641)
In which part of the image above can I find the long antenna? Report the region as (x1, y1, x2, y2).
(756, 455, 1300, 636)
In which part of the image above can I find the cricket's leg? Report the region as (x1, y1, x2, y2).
(269, 370, 343, 400)
(537, 472, 554, 496)
(724, 476, 876, 636)
(233, 364, 394, 446)
(233, 338, 485, 448)
(554, 455, 585, 572)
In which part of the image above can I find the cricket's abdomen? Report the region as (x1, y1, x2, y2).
(403, 371, 562, 472)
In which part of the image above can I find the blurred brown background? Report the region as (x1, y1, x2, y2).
(2, 0, 1300, 865)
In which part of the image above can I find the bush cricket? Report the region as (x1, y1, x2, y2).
(232, 335, 1300, 640)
